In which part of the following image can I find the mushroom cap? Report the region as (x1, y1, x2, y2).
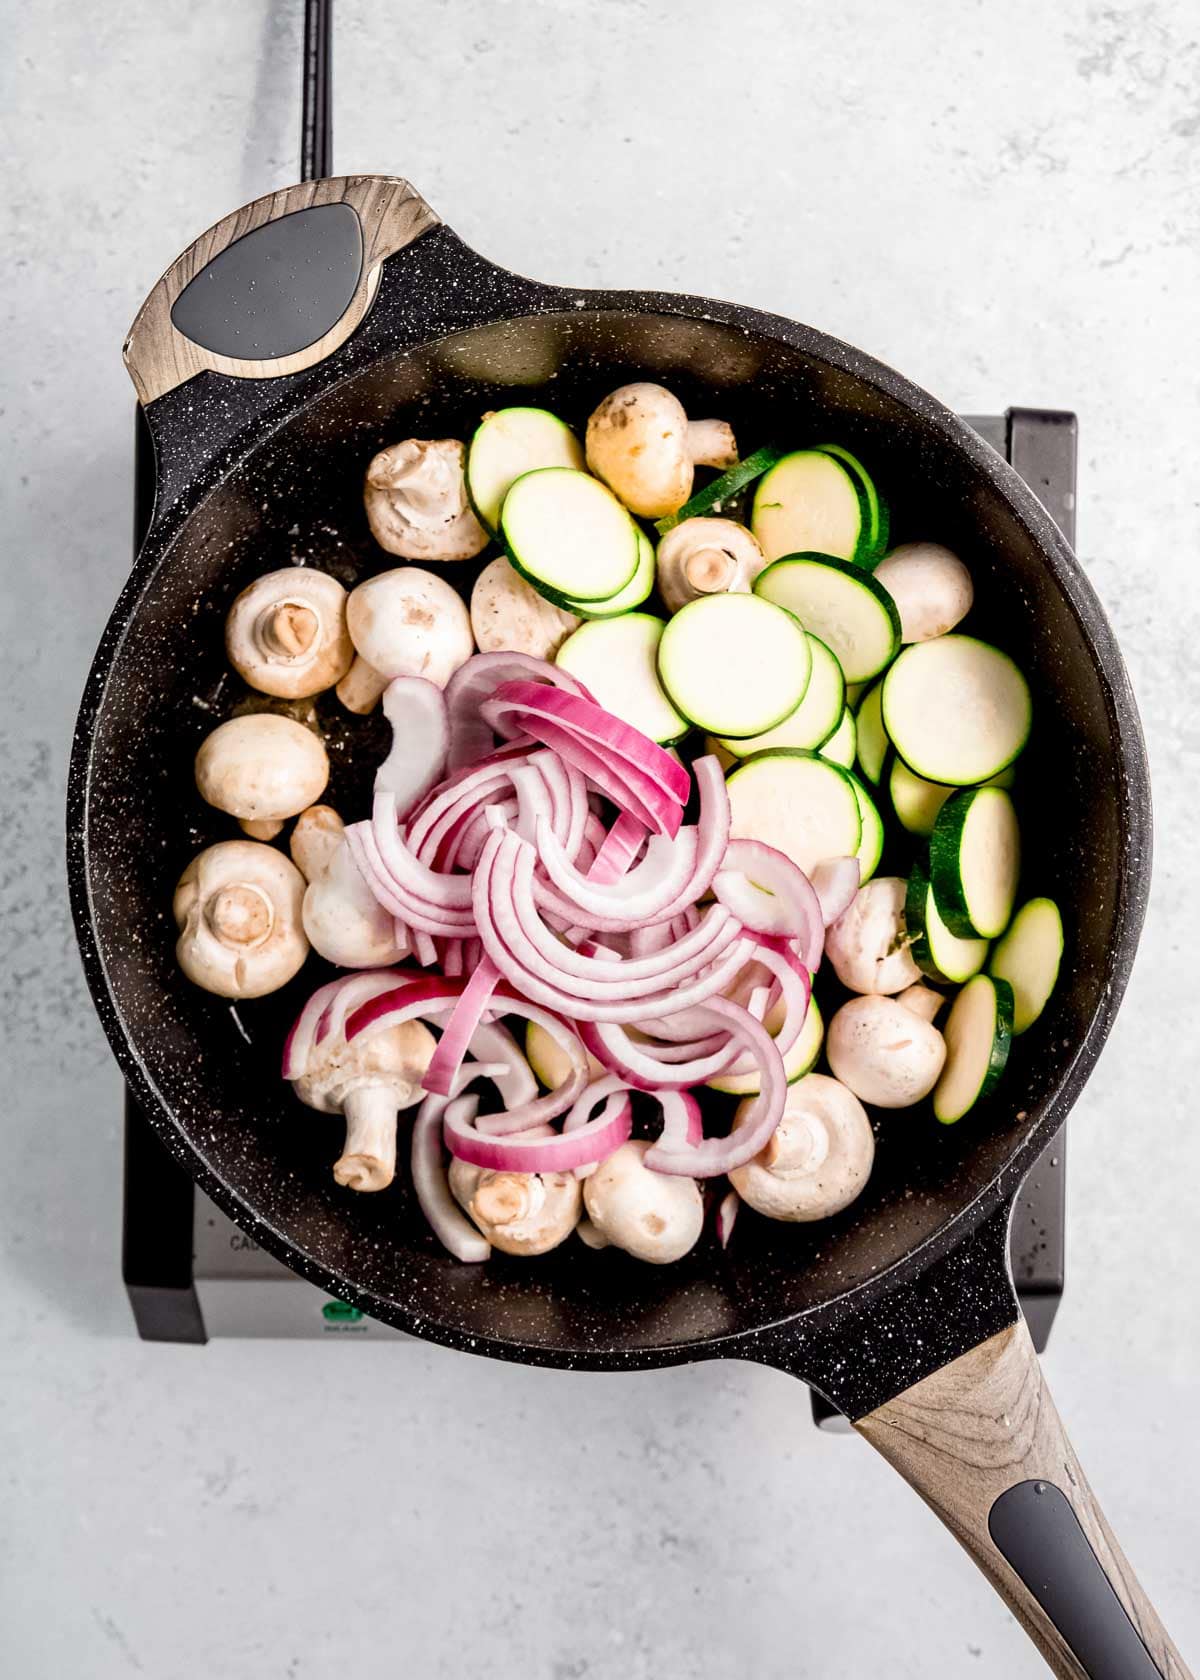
(345, 566, 474, 690)
(293, 1018, 437, 1115)
(655, 518, 767, 614)
(302, 838, 405, 969)
(470, 555, 579, 659)
(194, 713, 328, 826)
(364, 438, 488, 562)
(872, 543, 974, 643)
(729, 1073, 875, 1222)
(448, 1158, 583, 1256)
(225, 567, 353, 698)
(173, 839, 308, 998)
(583, 1140, 704, 1263)
(826, 994, 947, 1109)
(586, 383, 693, 518)
(824, 876, 922, 995)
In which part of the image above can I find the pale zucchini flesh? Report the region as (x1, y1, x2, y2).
(815, 443, 889, 561)
(716, 633, 844, 759)
(751, 451, 865, 563)
(930, 787, 1021, 940)
(989, 897, 1063, 1034)
(467, 407, 583, 532)
(848, 771, 884, 883)
(755, 554, 901, 684)
(890, 757, 952, 836)
(882, 635, 1032, 785)
(855, 679, 889, 784)
(556, 612, 688, 744)
(562, 529, 655, 618)
(502, 468, 640, 603)
(657, 592, 811, 737)
(933, 974, 1014, 1123)
(726, 750, 862, 877)
(819, 708, 857, 769)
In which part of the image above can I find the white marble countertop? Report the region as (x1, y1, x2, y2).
(2, 2, 1198, 1674)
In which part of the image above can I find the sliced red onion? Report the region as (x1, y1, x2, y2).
(810, 856, 861, 927)
(481, 682, 688, 836)
(373, 792, 474, 911)
(644, 998, 787, 1178)
(281, 967, 414, 1080)
(412, 928, 440, 968)
(587, 811, 648, 884)
(441, 938, 464, 978)
(463, 1019, 538, 1110)
(443, 1085, 632, 1173)
(716, 1189, 739, 1249)
(713, 840, 825, 957)
(412, 1092, 490, 1262)
(654, 1089, 705, 1150)
(422, 958, 500, 1097)
(412, 759, 527, 863)
(376, 677, 449, 818)
(444, 653, 590, 770)
(536, 820, 699, 924)
(579, 1019, 739, 1091)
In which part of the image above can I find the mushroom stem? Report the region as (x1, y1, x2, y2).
(259, 600, 320, 659)
(897, 983, 945, 1024)
(205, 882, 274, 947)
(336, 655, 389, 715)
(333, 1086, 400, 1192)
(290, 804, 346, 883)
(473, 1173, 547, 1228)
(683, 547, 738, 595)
(240, 816, 285, 841)
(687, 419, 738, 471)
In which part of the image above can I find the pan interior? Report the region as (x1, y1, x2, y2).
(81, 309, 1134, 1362)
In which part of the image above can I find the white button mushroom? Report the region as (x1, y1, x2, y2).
(728, 1073, 875, 1221)
(290, 805, 406, 969)
(448, 1158, 583, 1256)
(194, 713, 329, 841)
(826, 991, 948, 1109)
(293, 1018, 438, 1192)
(871, 543, 974, 643)
(585, 383, 737, 519)
(364, 438, 489, 562)
(470, 555, 579, 659)
(224, 567, 354, 698)
(173, 839, 308, 998)
(654, 518, 768, 614)
(825, 876, 922, 995)
(582, 1140, 704, 1264)
(336, 565, 475, 714)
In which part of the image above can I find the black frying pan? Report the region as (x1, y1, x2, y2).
(67, 167, 1190, 1678)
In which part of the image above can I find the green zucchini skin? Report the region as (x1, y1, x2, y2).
(654, 445, 784, 535)
(934, 974, 1014, 1124)
(929, 786, 1021, 939)
(814, 443, 889, 564)
(905, 854, 989, 984)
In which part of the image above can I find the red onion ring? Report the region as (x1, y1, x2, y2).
(644, 998, 787, 1177)
(443, 1085, 632, 1173)
(444, 653, 590, 770)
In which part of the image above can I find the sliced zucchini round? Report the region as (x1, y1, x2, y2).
(815, 443, 889, 561)
(890, 757, 953, 837)
(930, 786, 1021, 939)
(989, 897, 1063, 1035)
(467, 407, 584, 532)
(882, 635, 1032, 785)
(502, 468, 640, 604)
(561, 529, 655, 619)
(755, 554, 901, 684)
(707, 994, 824, 1095)
(657, 593, 811, 737)
(751, 451, 865, 563)
(933, 974, 1014, 1124)
(654, 444, 784, 535)
(854, 679, 889, 784)
(819, 708, 857, 769)
(848, 771, 884, 883)
(716, 633, 844, 759)
(906, 856, 989, 984)
(726, 750, 862, 877)
(555, 612, 688, 744)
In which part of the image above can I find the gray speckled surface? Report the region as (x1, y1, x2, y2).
(2, 2, 1198, 1675)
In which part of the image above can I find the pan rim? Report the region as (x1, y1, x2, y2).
(67, 275, 1152, 1368)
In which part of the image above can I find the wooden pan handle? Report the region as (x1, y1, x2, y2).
(123, 175, 439, 405)
(857, 1318, 1191, 1678)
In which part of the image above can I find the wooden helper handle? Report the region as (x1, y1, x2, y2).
(123, 175, 439, 405)
(857, 1318, 1191, 1678)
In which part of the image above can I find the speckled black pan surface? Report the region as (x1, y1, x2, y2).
(68, 222, 1151, 1415)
